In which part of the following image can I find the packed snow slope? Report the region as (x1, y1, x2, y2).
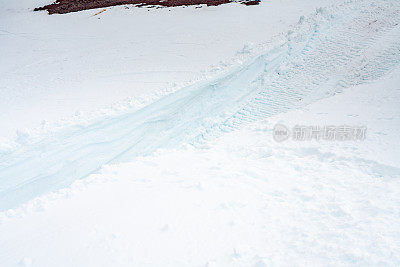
(1, 0, 400, 211)
(1, 53, 400, 267)
(1, 0, 400, 265)
(0, 0, 333, 139)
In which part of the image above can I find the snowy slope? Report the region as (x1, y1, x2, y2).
(0, 0, 333, 139)
(1, 0, 400, 211)
(1, 0, 400, 265)
(1, 59, 399, 267)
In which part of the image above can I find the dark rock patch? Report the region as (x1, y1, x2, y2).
(35, 0, 260, 14)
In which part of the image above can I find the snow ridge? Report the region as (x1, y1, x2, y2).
(1, 0, 400, 211)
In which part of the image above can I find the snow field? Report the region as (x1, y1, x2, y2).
(1, 65, 399, 266)
(1, 0, 400, 211)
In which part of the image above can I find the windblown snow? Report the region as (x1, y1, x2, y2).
(1, 0, 400, 266)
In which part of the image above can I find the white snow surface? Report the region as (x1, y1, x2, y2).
(1, 0, 400, 265)
(1, 64, 400, 267)
(2, 0, 400, 211)
(0, 0, 332, 140)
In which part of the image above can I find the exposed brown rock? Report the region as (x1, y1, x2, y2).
(34, 0, 259, 14)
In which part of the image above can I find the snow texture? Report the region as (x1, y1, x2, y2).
(0, 0, 400, 265)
